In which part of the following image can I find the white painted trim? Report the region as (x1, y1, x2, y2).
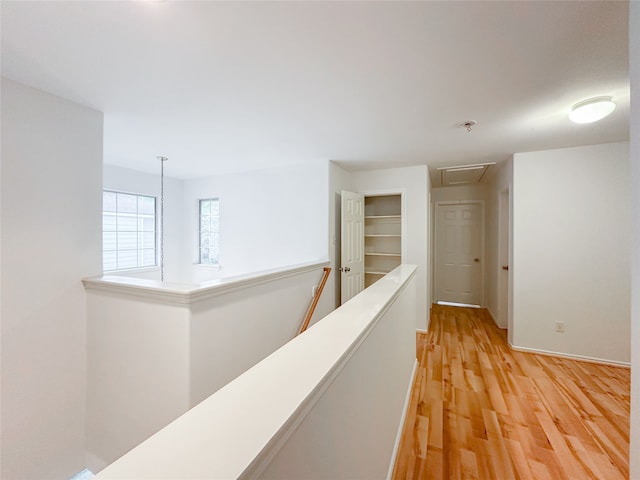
(191, 263, 222, 271)
(437, 301, 481, 308)
(104, 265, 160, 276)
(415, 328, 428, 334)
(386, 359, 419, 480)
(83, 260, 330, 305)
(509, 343, 631, 368)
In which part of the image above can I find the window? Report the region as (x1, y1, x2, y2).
(103, 190, 156, 271)
(199, 198, 220, 265)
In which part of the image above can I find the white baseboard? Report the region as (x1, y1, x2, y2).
(415, 328, 428, 334)
(485, 307, 506, 330)
(482, 310, 627, 367)
(386, 359, 419, 480)
(509, 344, 631, 368)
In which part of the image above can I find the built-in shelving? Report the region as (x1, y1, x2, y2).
(364, 195, 401, 288)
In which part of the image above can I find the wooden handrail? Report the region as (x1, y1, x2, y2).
(297, 267, 331, 335)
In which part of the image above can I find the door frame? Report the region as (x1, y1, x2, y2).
(498, 187, 511, 330)
(500, 185, 515, 345)
(338, 188, 406, 305)
(433, 200, 485, 307)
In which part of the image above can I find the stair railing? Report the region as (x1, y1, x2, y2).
(297, 267, 331, 335)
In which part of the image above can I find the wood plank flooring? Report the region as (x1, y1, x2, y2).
(392, 305, 630, 480)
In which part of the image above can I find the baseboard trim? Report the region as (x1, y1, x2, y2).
(509, 344, 631, 368)
(485, 307, 506, 330)
(386, 359, 419, 480)
(415, 328, 428, 334)
(436, 301, 481, 308)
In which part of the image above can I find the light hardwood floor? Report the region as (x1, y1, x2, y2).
(392, 304, 630, 480)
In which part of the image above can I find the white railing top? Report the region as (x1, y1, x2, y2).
(82, 260, 330, 304)
(94, 264, 417, 479)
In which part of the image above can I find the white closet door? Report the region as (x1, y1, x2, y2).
(340, 190, 364, 304)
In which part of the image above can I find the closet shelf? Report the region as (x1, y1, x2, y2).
(364, 194, 402, 288)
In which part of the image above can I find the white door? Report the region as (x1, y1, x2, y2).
(498, 189, 510, 329)
(434, 202, 483, 306)
(341, 190, 364, 304)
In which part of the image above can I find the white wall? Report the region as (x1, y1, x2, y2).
(629, 1, 639, 475)
(431, 184, 489, 203)
(0, 78, 103, 479)
(86, 295, 191, 472)
(103, 165, 187, 282)
(512, 142, 630, 364)
(352, 165, 429, 330)
(104, 162, 332, 290)
(182, 162, 330, 281)
(189, 265, 333, 406)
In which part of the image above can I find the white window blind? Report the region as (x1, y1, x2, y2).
(103, 190, 156, 271)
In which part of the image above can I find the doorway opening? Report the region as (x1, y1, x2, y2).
(340, 190, 405, 305)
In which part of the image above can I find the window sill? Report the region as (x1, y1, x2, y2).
(104, 266, 160, 276)
(193, 263, 222, 271)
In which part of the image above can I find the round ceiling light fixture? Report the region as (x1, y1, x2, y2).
(569, 96, 616, 124)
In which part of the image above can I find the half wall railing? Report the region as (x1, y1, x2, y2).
(93, 264, 418, 480)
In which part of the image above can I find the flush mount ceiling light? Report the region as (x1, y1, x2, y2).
(569, 96, 616, 124)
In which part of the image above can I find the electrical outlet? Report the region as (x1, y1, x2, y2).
(555, 321, 565, 333)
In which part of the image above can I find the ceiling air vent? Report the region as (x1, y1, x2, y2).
(438, 162, 495, 187)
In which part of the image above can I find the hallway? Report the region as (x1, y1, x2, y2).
(393, 305, 630, 479)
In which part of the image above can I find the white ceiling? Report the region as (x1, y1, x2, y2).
(1, 1, 630, 184)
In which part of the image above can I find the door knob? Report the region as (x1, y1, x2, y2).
(502, 265, 509, 271)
